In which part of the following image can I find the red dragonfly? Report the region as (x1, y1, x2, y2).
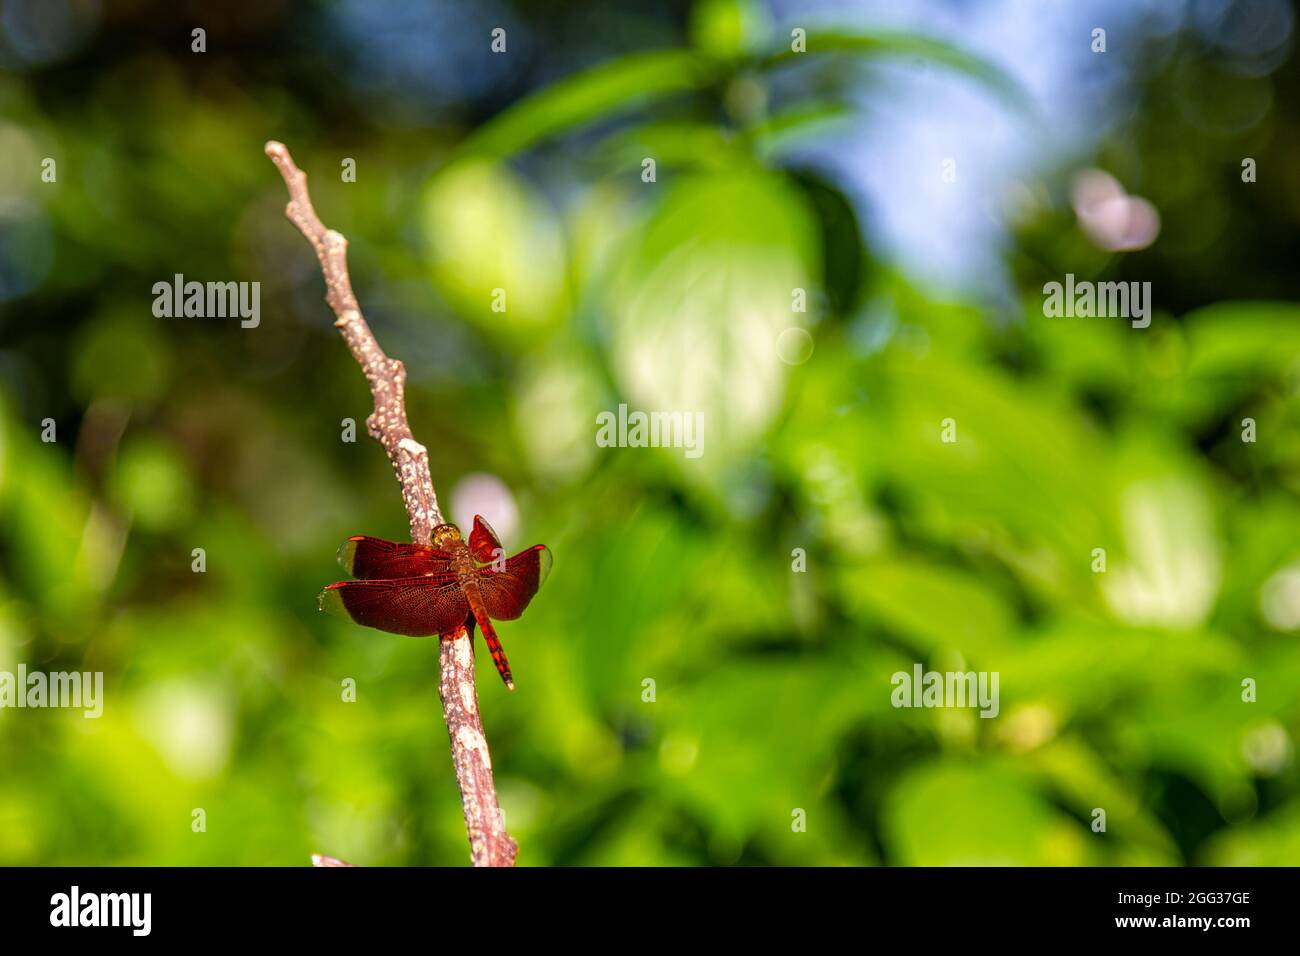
(318, 517, 551, 690)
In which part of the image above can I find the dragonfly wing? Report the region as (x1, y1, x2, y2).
(337, 536, 453, 579)
(474, 544, 552, 621)
(467, 515, 504, 565)
(318, 574, 468, 636)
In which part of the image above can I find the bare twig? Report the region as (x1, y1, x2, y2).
(266, 141, 517, 868)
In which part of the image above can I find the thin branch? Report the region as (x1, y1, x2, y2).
(266, 141, 517, 868)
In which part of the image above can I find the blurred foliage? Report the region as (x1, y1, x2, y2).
(1, 0, 1299, 866)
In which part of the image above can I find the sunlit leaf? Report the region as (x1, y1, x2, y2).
(422, 159, 568, 338)
(1101, 453, 1221, 630)
(603, 170, 818, 479)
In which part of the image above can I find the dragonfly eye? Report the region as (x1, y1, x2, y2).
(432, 523, 462, 548)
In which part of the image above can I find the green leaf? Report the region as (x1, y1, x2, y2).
(839, 559, 1016, 663)
(867, 348, 1121, 606)
(1101, 471, 1221, 630)
(885, 760, 1090, 865)
(596, 121, 748, 174)
(658, 658, 880, 853)
(996, 623, 1243, 722)
(1024, 737, 1179, 862)
(1183, 301, 1300, 378)
(1203, 805, 1300, 865)
(751, 101, 856, 159)
(0, 408, 94, 615)
(689, 0, 772, 59)
(764, 28, 1035, 116)
(603, 170, 819, 477)
(458, 50, 722, 160)
(422, 159, 569, 338)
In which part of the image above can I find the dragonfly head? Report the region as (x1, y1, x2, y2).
(432, 523, 463, 549)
